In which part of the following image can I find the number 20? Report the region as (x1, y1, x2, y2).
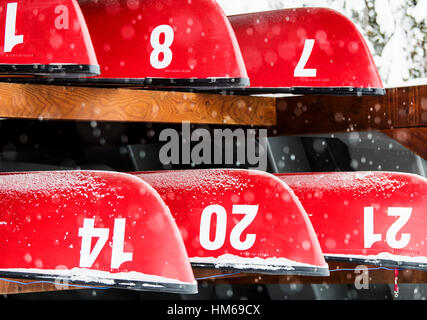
(199, 204, 258, 251)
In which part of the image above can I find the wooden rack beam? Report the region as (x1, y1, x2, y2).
(275, 85, 427, 135)
(0, 84, 426, 295)
(194, 262, 427, 286)
(382, 127, 427, 160)
(0, 83, 276, 126)
(274, 85, 427, 159)
(0, 83, 425, 158)
(2, 261, 426, 295)
(0, 82, 425, 131)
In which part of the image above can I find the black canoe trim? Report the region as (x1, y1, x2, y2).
(222, 86, 386, 96)
(0, 76, 250, 90)
(0, 270, 198, 294)
(325, 255, 427, 271)
(143, 77, 250, 89)
(191, 262, 330, 277)
(0, 64, 100, 78)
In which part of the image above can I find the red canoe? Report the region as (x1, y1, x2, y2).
(229, 8, 385, 95)
(0, 0, 99, 77)
(76, 0, 249, 90)
(0, 171, 197, 294)
(135, 169, 329, 276)
(278, 172, 427, 270)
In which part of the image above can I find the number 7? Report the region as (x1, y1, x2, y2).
(294, 39, 317, 78)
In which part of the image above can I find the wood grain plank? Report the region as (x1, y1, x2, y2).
(194, 262, 427, 285)
(0, 83, 276, 126)
(275, 85, 427, 135)
(0, 277, 84, 295)
(382, 127, 427, 160)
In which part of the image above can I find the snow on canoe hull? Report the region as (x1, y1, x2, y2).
(278, 172, 427, 271)
(0, 268, 196, 293)
(190, 255, 328, 276)
(135, 169, 329, 277)
(0, 171, 197, 294)
(228, 8, 385, 96)
(0, 0, 99, 77)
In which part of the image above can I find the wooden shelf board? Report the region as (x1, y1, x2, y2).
(0, 83, 276, 126)
(275, 85, 427, 135)
(2, 261, 426, 295)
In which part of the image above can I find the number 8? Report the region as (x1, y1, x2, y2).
(150, 25, 174, 69)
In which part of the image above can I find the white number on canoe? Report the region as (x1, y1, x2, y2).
(199, 204, 259, 251)
(150, 24, 174, 69)
(294, 39, 317, 78)
(4, 2, 24, 53)
(79, 218, 133, 269)
(364, 207, 412, 249)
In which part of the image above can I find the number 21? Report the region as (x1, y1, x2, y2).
(364, 207, 412, 249)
